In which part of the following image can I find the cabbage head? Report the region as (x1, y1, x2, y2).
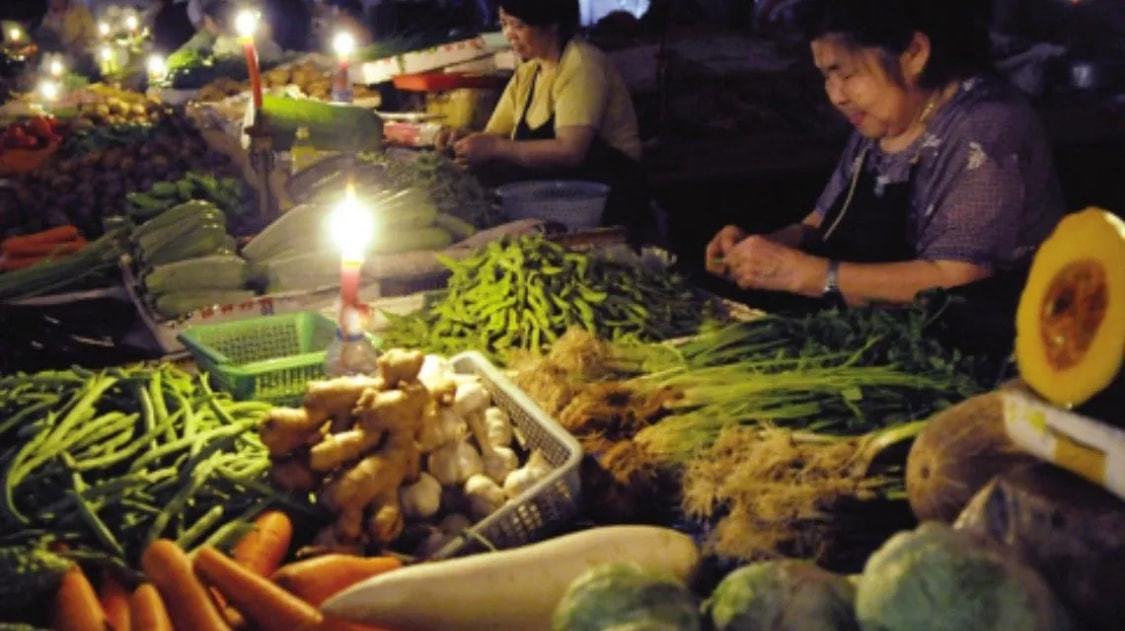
(856, 522, 1070, 631)
(551, 563, 702, 631)
(704, 560, 859, 631)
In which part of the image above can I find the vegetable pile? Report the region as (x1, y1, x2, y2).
(196, 60, 380, 103)
(0, 364, 307, 583)
(0, 227, 125, 301)
(0, 116, 63, 152)
(126, 172, 249, 227)
(380, 235, 720, 361)
(259, 349, 550, 559)
(374, 151, 503, 229)
(1, 224, 87, 272)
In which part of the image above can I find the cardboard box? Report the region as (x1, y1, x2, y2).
(357, 36, 492, 85)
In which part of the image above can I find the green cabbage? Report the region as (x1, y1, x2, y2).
(551, 563, 702, 631)
(856, 522, 1070, 631)
(704, 560, 860, 631)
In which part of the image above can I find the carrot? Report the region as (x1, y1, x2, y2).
(52, 565, 110, 631)
(272, 555, 403, 607)
(128, 584, 173, 631)
(140, 539, 231, 631)
(1, 225, 80, 249)
(3, 237, 87, 258)
(98, 569, 131, 631)
(193, 546, 323, 631)
(231, 509, 294, 577)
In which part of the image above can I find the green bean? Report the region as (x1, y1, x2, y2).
(144, 457, 218, 547)
(0, 398, 57, 439)
(175, 504, 225, 550)
(128, 420, 251, 473)
(72, 408, 184, 472)
(69, 469, 125, 559)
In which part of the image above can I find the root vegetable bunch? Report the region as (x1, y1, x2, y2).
(258, 348, 433, 552)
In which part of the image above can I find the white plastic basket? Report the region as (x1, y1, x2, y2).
(496, 180, 610, 232)
(431, 351, 584, 559)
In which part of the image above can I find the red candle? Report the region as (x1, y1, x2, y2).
(340, 260, 361, 306)
(242, 39, 263, 110)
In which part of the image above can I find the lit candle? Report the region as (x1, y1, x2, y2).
(331, 31, 355, 103)
(147, 55, 166, 83)
(98, 22, 110, 39)
(328, 184, 375, 307)
(99, 46, 115, 75)
(8, 27, 21, 44)
(49, 59, 64, 78)
(125, 15, 139, 37)
(40, 80, 59, 113)
(235, 10, 263, 110)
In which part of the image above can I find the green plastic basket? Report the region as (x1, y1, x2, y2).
(177, 312, 340, 404)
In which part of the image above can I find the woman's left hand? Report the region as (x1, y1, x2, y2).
(453, 133, 503, 165)
(725, 235, 822, 295)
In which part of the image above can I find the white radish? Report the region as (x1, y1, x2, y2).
(321, 526, 701, 631)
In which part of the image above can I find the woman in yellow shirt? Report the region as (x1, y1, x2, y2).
(444, 0, 650, 242)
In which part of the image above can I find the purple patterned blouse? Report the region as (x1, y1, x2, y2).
(814, 74, 1064, 271)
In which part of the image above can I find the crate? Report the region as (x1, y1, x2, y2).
(177, 311, 340, 404)
(431, 351, 584, 559)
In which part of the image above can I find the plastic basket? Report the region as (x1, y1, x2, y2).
(431, 351, 584, 559)
(495, 180, 609, 233)
(177, 311, 339, 404)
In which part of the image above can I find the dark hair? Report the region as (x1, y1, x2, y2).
(498, 0, 580, 45)
(201, 0, 237, 32)
(327, 0, 365, 21)
(801, 0, 993, 89)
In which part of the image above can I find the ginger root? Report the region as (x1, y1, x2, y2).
(259, 406, 329, 456)
(304, 375, 386, 419)
(309, 428, 384, 473)
(354, 383, 430, 435)
(378, 348, 426, 385)
(268, 457, 320, 493)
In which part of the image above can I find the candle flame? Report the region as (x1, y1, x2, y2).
(40, 80, 59, 102)
(49, 59, 64, 77)
(147, 55, 166, 77)
(8, 27, 21, 42)
(125, 15, 139, 31)
(100, 47, 113, 62)
(235, 10, 259, 39)
(98, 22, 110, 36)
(333, 32, 356, 59)
(329, 185, 375, 262)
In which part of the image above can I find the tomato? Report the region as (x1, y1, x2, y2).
(27, 118, 54, 139)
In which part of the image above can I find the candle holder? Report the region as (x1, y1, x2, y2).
(244, 111, 279, 228)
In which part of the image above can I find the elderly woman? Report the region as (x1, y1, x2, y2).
(441, 0, 650, 241)
(706, 0, 1064, 317)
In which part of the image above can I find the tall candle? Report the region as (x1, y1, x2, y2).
(331, 32, 355, 103)
(340, 260, 361, 306)
(235, 11, 263, 110)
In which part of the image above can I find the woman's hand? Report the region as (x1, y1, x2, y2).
(434, 127, 467, 155)
(453, 133, 504, 165)
(725, 235, 826, 294)
(704, 224, 748, 275)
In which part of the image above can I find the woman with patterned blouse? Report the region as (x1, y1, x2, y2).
(705, 0, 1064, 314)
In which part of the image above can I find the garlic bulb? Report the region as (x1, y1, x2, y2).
(503, 450, 552, 499)
(484, 407, 513, 448)
(452, 381, 490, 418)
(481, 445, 518, 485)
(427, 439, 484, 486)
(464, 474, 506, 521)
(399, 472, 442, 520)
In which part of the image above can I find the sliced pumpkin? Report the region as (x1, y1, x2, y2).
(1015, 208, 1125, 407)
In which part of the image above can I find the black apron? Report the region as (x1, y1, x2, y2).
(474, 69, 653, 245)
(737, 147, 1029, 355)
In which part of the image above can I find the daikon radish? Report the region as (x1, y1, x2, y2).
(321, 525, 700, 631)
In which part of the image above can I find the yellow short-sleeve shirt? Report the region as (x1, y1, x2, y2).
(485, 38, 641, 162)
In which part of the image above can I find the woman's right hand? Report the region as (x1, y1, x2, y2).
(433, 127, 466, 156)
(705, 224, 748, 275)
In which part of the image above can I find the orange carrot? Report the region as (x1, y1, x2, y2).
(231, 510, 294, 577)
(98, 569, 131, 631)
(3, 237, 87, 258)
(140, 539, 231, 631)
(271, 555, 403, 607)
(193, 546, 323, 631)
(1, 225, 80, 249)
(53, 565, 110, 631)
(128, 584, 173, 631)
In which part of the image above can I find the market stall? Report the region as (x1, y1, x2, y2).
(0, 6, 1124, 631)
